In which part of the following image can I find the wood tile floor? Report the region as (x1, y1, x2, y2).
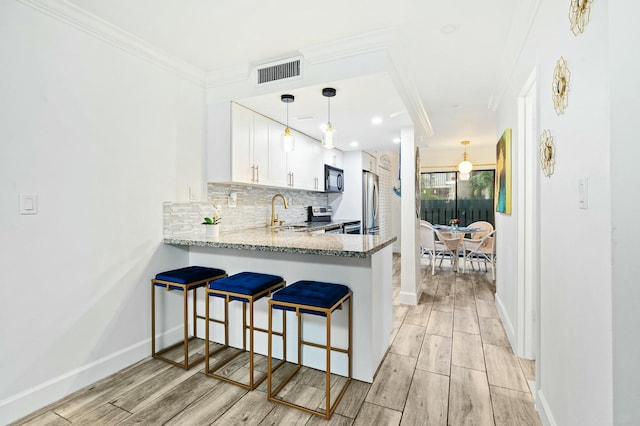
(13, 255, 541, 426)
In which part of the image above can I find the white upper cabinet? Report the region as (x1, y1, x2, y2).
(230, 103, 270, 184)
(251, 113, 270, 184)
(324, 147, 343, 169)
(287, 133, 314, 190)
(362, 151, 377, 172)
(209, 101, 331, 191)
(230, 102, 254, 183)
(268, 121, 289, 187)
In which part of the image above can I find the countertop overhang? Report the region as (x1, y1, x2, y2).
(164, 227, 396, 258)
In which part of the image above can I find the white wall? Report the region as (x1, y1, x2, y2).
(494, 1, 613, 425)
(610, 1, 640, 424)
(0, 2, 204, 423)
(420, 145, 496, 172)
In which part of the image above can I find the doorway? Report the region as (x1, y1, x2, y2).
(517, 70, 539, 366)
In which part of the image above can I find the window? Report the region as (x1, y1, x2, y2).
(420, 170, 495, 226)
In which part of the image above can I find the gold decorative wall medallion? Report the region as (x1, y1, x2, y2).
(539, 129, 556, 177)
(552, 56, 571, 115)
(569, 0, 593, 36)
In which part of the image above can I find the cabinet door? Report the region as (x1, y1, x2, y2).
(311, 141, 326, 191)
(252, 113, 270, 184)
(231, 103, 254, 183)
(329, 148, 343, 168)
(268, 121, 288, 187)
(288, 134, 315, 190)
(363, 151, 377, 172)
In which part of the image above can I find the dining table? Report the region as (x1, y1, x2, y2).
(432, 225, 483, 272)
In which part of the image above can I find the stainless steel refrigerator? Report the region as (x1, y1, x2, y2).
(362, 171, 379, 235)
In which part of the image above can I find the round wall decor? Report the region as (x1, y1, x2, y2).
(539, 129, 556, 178)
(552, 56, 571, 116)
(569, 0, 593, 36)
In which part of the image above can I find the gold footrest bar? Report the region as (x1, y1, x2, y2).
(300, 339, 349, 354)
(205, 279, 286, 390)
(152, 336, 205, 369)
(267, 290, 353, 419)
(151, 271, 228, 370)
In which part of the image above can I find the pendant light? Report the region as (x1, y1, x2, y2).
(458, 141, 473, 174)
(281, 94, 295, 152)
(322, 88, 337, 149)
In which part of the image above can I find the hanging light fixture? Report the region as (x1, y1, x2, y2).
(322, 88, 337, 149)
(281, 94, 295, 152)
(458, 140, 473, 174)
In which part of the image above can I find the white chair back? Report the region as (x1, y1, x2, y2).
(467, 221, 494, 240)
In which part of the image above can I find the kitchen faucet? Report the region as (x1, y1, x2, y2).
(271, 193, 289, 227)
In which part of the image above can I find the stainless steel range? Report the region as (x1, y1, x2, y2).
(307, 206, 361, 234)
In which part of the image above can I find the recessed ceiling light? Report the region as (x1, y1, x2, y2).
(371, 116, 383, 125)
(440, 24, 460, 35)
(296, 114, 316, 121)
(393, 138, 401, 144)
(350, 141, 359, 147)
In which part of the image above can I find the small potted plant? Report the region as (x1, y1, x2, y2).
(203, 205, 222, 238)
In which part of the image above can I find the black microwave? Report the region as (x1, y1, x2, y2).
(324, 164, 344, 193)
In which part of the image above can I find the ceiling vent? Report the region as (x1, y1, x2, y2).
(255, 57, 302, 85)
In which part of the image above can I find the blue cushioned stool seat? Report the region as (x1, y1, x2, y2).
(271, 280, 350, 315)
(155, 266, 227, 291)
(209, 272, 284, 302)
(205, 272, 285, 390)
(267, 280, 352, 419)
(151, 265, 227, 370)
(156, 266, 227, 285)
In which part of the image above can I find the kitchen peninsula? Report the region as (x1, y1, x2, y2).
(164, 228, 395, 383)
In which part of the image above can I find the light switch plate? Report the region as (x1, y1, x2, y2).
(20, 193, 38, 215)
(578, 178, 588, 209)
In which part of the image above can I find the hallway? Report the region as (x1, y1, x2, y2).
(13, 255, 541, 425)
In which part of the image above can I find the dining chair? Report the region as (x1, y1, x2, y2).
(420, 221, 450, 275)
(434, 229, 464, 273)
(465, 221, 494, 241)
(462, 229, 497, 280)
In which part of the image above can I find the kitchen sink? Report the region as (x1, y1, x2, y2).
(280, 225, 309, 230)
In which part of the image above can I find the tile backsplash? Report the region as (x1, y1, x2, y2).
(164, 183, 329, 237)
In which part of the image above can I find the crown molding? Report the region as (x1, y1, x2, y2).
(300, 28, 396, 65)
(18, 0, 433, 139)
(386, 40, 434, 138)
(16, 0, 206, 85)
(204, 64, 250, 88)
(487, 0, 542, 111)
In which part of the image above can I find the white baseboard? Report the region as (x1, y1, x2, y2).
(495, 293, 517, 350)
(536, 388, 558, 426)
(398, 290, 418, 305)
(0, 326, 182, 425)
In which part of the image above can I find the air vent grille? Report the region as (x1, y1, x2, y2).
(257, 59, 301, 84)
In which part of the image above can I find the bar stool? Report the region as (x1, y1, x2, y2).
(267, 280, 352, 419)
(205, 272, 286, 390)
(151, 266, 227, 369)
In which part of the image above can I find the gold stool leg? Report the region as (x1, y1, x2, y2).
(151, 281, 156, 357)
(183, 287, 189, 369)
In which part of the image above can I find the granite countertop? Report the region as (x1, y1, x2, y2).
(164, 227, 396, 258)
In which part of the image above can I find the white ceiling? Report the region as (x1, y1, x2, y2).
(64, 0, 520, 152)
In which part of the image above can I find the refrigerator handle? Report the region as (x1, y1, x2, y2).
(373, 180, 379, 219)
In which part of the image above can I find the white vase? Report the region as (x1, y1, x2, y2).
(205, 224, 219, 238)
